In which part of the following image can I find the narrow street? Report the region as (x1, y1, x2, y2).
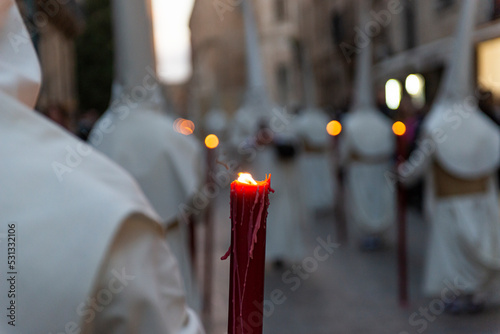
(199, 187, 500, 334)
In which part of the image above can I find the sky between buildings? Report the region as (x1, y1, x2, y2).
(152, 0, 195, 84)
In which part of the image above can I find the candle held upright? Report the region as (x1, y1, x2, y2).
(223, 173, 272, 334)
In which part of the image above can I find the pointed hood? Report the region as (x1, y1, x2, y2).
(301, 46, 318, 109)
(344, 0, 394, 158)
(352, 0, 375, 111)
(424, 1, 500, 178)
(230, 0, 273, 147)
(242, 0, 269, 105)
(112, 0, 157, 90)
(424, 0, 478, 131)
(295, 45, 330, 148)
(110, 0, 167, 113)
(204, 91, 227, 136)
(438, 1, 476, 103)
(0, 3, 165, 331)
(91, 0, 203, 227)
(0, 1, 41, 108)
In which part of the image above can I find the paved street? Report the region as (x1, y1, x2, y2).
(198, 186, 500, 334)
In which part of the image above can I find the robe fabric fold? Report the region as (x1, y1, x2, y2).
(294, 108, 336, 213)
(340, 110, 396, 236)
(90, 0, 203, 310)
(0, 1, 204, 332)
(401, 1, 500, 299)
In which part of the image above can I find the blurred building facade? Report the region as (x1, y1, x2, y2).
(190, 0, 500, 121)
(16, 0, 84, 129)
(253, 0, 303, 108)
(189, 0, 246, 120)
(189, 0, 305, 122)
(301, 0, 500, 110)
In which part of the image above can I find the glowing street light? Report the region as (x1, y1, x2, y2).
(386, 79, 402, 110)
(405, 74, 424, 96)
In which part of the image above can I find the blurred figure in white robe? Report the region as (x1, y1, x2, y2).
(294, 45, 336, 218)
(340, 0, 396, 250)
(400, 1, 500, 313)
(228, 0, 305, 267)
(0, 2, 204, 332)
(89, 0, 202, 310)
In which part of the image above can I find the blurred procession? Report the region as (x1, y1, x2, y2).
(6, 0, 500, 333)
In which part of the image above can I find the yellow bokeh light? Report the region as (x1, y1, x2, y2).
(392, 121, 406, 136)
(326, 120, 342, 136)
(205, 134, 219, 149)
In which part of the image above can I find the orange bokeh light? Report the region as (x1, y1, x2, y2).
(326, 120, 342, 136)
(237, 172, 258, 185)
(392, 121, 406, 136)
(205, 134, 219, 149)
(173, 118, 195, 135)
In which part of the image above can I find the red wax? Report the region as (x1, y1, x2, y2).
(222, 176, 272, 334)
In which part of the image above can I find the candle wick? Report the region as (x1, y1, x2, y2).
(216, 159, 230, 170)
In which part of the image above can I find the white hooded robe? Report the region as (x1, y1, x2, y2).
(401, 1, 500, 298)
(341, 0, 396, 238)
(0, 1, 204, 332)
(89, 0, 203, 310)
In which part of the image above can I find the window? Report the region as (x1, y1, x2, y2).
(275, 0, 287, 22)
(494, 0, 500, 20)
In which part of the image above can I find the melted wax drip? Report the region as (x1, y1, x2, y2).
(223, 177, 272, 334)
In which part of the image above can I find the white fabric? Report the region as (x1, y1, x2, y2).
(342, 107, 395, 159)
(0, 70, 203, 334)
(400, 141, 500, 297)
(294, 108, 336, 211)
(0, 1, 40, 107)
(91, 108, 202, 225)
(421, 1, 500, 178)
(299, 155, 336, 211)
(229, 104, 306, 263)
(229, 103, 263, 153)
(340, 111, 396, 235)
(345, 161, 395, 235)
(90, 0, 204, 310)
(112, 0, 156, 93)
(352, 0, 376, 111)
(0, 1, 203, 332)
(423, 99, 500, 179)
(246, 127, 306, 263)
(204, 107, 228, 136)
(404, 0, 500, 297)
(250, 147, 306, 263)
(340, 0, 395, 237)
(90, 107, 203, 311)
(82, 215, 203, 333)
(294, 108, 330, 149)
(423, 180, 500, 296)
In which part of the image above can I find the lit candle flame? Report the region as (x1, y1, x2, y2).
(237, 172, 258, 185)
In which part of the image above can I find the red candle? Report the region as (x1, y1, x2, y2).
(222, 173, 272, 334)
